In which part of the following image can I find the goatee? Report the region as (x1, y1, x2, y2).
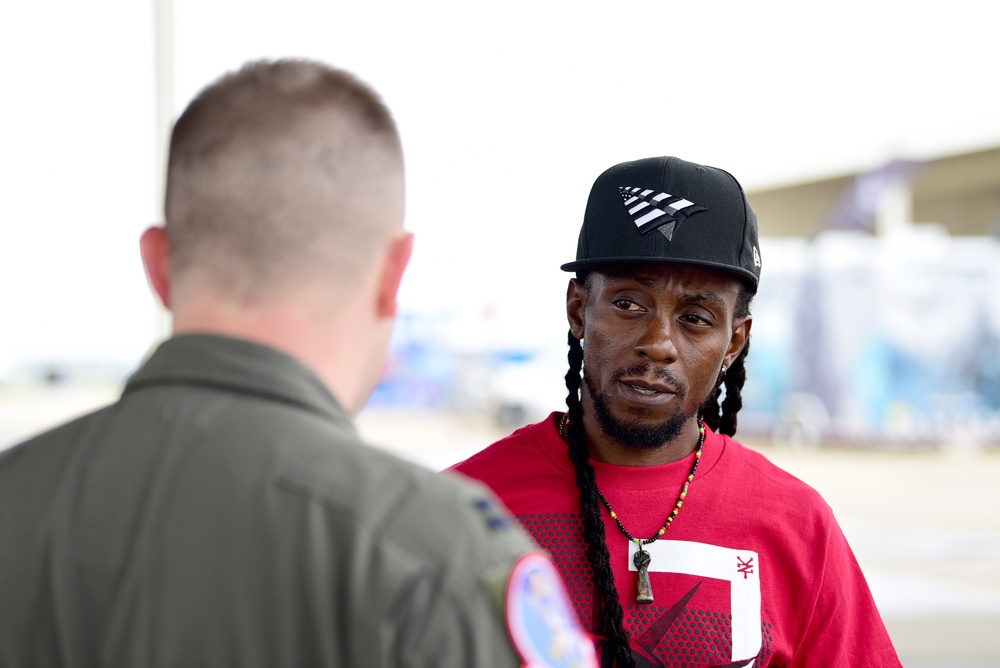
(583, 367, 695, 451)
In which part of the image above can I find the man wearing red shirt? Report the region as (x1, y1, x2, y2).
(453, 156, 902, 668)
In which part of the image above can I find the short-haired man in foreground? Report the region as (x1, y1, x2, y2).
(453, 157, 902, 667)
(0, 59, 596, 668)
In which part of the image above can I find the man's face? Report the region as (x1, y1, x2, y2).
(567, 264, 750, 451)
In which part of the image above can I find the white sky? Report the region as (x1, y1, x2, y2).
(2, 0, 999, 375)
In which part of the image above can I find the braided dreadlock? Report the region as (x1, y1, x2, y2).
(563, 275, 754, 665)
(564, 329, 636, 668)
(699, 285, 754, 436)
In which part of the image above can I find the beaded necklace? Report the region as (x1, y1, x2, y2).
(559, 413, 705, 604)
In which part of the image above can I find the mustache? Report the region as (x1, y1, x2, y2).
(611, 363, 687, 394)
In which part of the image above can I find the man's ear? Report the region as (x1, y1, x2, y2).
(566, 278, 587, 340)
(724, 316, 752, 367)
(139, 226, 171, 310)
(376, 231, 414, 318)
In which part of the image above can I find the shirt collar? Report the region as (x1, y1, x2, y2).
(123, 333, 352, 428)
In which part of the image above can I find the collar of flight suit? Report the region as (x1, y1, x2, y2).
(122, 333, 354, 429)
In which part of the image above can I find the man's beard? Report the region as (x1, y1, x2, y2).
(582, 364, 696, 451)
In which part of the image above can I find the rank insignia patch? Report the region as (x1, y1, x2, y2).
(473, 497, 512, 531)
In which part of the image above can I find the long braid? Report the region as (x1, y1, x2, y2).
(719, 339, 749, 436)
(699, 283, 754, 437)
(564, 330, 636, 668)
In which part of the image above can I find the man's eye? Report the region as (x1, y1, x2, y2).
(613, 300, 640, 311)
(681, 314, 708, 325)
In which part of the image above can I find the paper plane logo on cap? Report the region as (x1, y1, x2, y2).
(619, 186, 707, 241)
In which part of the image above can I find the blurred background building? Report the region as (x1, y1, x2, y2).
(372, 145, 1000, 449)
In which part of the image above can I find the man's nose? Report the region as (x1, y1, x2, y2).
(633, 314, 677, 363)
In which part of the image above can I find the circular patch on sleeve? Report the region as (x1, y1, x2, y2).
(505, 553, 598, 668)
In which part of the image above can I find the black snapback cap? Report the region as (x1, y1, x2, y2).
(561, 156, 761, 290)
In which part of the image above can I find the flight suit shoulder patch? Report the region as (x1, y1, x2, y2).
(505, 553, 598, 668)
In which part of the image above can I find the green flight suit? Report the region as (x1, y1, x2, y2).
(0, 335, 549, 667)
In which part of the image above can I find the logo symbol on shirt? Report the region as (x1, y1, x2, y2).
(737, 556, 755, 580)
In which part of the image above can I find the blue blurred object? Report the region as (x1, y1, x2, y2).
(371, 231, 1000, 447)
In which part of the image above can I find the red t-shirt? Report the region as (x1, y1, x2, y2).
(452, 414, 902, 668)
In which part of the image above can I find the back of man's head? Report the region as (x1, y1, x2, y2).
(164, 58, 404, 305)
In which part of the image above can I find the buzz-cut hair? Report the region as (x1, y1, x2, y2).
(165, 58, 404, 301)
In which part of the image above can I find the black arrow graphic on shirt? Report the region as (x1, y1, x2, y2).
(631, 581, 756, 668)
(630, 581, 700, 666)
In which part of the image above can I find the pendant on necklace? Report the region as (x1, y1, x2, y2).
(633, 546, 654, 604)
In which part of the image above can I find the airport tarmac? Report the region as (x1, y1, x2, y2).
(4, 387, 999, 667)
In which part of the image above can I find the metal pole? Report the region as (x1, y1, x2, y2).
(151, 0, 173, 339)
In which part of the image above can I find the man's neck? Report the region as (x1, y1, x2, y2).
(171, 295, 376, 415)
